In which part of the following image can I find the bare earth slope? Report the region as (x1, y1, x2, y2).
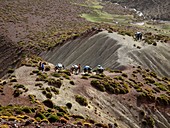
(1, 62, 169, 128)
(41, 31, 170, 77)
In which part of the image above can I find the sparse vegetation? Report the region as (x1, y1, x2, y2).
(75, 95, 88, 106)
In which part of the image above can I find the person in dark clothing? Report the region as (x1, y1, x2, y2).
(41, 63, 44, 71)
(96, 65, 104, 74)
(84, 65, 92, 73)
(38, 61, 42, 70)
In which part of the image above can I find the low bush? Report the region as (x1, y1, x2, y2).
(66, 102, 72, 109)
(48, 114, 59, 123)
(90, 80, 105, 92)
(8, 68, 14, 73)
(71, 114, 84, 119)
(156, 94, 170, 106)
(75, 95, 88, 106)
(46, 92, 52, 99)
(58, 70, 71, 76)
(43, 99, 54, 108)
(28, 94, 36, 103)
(51, 73, 61, 77)
(154, 82, 167, 91)
(81, 76, 88, 79)
(62, 74, 70, 80)
(45, 66, 51, 71)
(35, 83, 43, 88)
(69, 80, 75, 85)
(122, 73, 128, 77)
(22, 107, 32, 113)
(48, 78, 62, 88)
(90, 75, 103, 79)
(13, 89, 22, 97)
(50, 87, 59, 95)
(145, 77, 155, 84)
(10, 78, 17, 82)
(35, 112, 46, 120)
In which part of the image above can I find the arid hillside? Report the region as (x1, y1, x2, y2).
(105, 0, 170, 20)
(0, 57, 169, 128)
(41, 30, 170, 77)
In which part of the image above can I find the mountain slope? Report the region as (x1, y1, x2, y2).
(41, 31, 170, 77)
(104, 0, 170, 20)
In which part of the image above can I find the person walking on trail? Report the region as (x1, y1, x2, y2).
(55, 63, 64, 72)
(70, 64, 81, 75)
(78, 64, 81, 73)
(38, 61, 42, 70)
(96, 65, 104, 74)
(41, 63, 44, 71)
(135, 32, 142, 41)
(84, 65, 92, 73)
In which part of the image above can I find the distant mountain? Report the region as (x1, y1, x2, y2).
(104, 0, 170, 21)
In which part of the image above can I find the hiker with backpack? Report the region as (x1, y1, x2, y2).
(135, 32, 142, 41)
(55, 63, 64, 72)
(96, 65, 104, 74)
(84, 65, 92, 73)
(70, 64, 81, 74)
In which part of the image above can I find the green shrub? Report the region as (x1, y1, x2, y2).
(28, 94, 36, 103)
(66, 102, 72, 109)
(62, 74, 70, 80)
(75, 95, 88, 106)
(32, 70, 39, 74)
(71, 114, 84, 119)
(35, 112, 46, 120)
(156, 94, 170, 106)
(36, 73, 48, 81)
(145, 77, 155, 84)
(90, 80, 105, 92)
(46, 92, 52, 99)
(154, 82, 167, 91)
(50, 87, 59, 95)
(90, 75, 102, 79)
(81, 76, 88, 79)
(8, 68, 14, 73)
(51, 73, 61, 77)
(13, 89, 22, 97)
(48, 114, 59, 123)
(59, 70, 71, 76)
(48, 78, 62, 88)
(35, 83, 43, 88)
(54, 106, 68, 114)
(69, 80, 75, 85)
(22, 107, 32, 113)
(10, 78, 17, 82)
(43, 99, 54, 108)
(113, 70, 122, 73)
(57, 112, 65, 117)
(14, 84, 25, 89)
(45, 66, 51, 71)
(46, 87, 51, 92)
(122, 73, 128, 77)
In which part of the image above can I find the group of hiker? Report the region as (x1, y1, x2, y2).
(54, 63, 104, 75)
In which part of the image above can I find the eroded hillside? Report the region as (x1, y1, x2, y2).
(0, 57, 169, 128)
(41, 31, 170, 77)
